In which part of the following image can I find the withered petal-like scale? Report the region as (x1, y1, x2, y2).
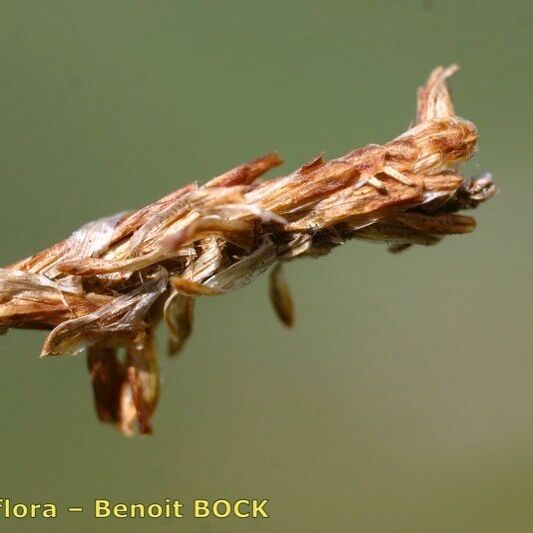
(269, 264, 295, 328)
(164, 291, 195, 356)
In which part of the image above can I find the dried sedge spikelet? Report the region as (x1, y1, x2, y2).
(0, 65, 497, 435)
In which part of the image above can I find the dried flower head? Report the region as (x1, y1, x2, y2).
(0, 66, 497, 435)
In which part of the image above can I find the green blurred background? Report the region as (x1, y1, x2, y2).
(0, 1, 531, 531)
